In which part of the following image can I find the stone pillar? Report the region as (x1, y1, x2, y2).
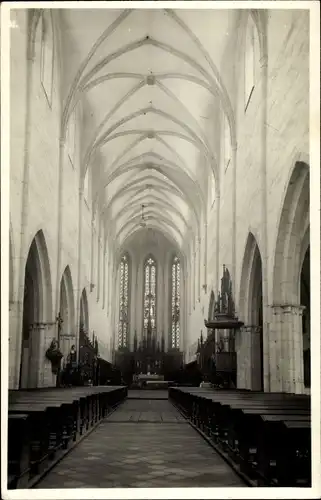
(9, 301, 21, 389)
(270, 305, 305, 394)
(29, 323, 42, 388)
(36, 322, 57, 388)
(287, 305, 305, 394)
(235, 329, 244, 388)
(243, 327, 252, 389)
(236, 326, 262, 390)
(250, 326, 263, 391)
(75, 187, 84, 364)
(20, 321, 58, 388)
(236, 327, 250, 389)
(268, 307, 283, 392)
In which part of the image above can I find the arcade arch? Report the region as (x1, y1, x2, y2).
(80, 288, 89, 334)
(19, 230, 53, 388)
(238, 233, 264, 391)
(272, 160, 309, 393)
(58, 266, 75, 363)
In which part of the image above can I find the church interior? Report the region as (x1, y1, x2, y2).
(5, 5, 316, 492)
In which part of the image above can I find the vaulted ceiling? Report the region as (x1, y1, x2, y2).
(60, 8, 235, 253)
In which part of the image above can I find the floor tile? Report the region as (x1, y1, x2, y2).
(35, 393, 246, 489)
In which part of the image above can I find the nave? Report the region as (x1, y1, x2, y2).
(8, 384, 311, 490)
(6, 5, 317, 495)
(34, 391, 245, 489)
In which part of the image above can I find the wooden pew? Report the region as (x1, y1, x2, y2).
(211, 399, 309, 451)
(168, 387, 311, 487)
(256, 416, 311, 486)
(8, 414, 30, 489)
(228, 406, 310, 481)
(7, 385, 127, 489)
(8, 403, 58, 477)
(9, 394, 79, 449)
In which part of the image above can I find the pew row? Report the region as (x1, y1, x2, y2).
(8, 385, 127, 489)
(169, 387, 311, 487)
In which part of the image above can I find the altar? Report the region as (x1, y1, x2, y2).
(137, 374, 165, 381)
(114, 324, 183, 386)
(133, 373, 169, 389)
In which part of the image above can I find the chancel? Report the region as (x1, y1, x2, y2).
(5, 3, 317, 494)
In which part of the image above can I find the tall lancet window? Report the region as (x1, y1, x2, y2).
(118, 254, 130, 348)
(143, 256, 157, 335)
(171, 256, 180, 349)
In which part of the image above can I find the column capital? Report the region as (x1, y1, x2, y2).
(271, 304, 305, 316)
(241, 325, 262, 333)
(30, 321, 56, 331)
(29, 323, 45, 332)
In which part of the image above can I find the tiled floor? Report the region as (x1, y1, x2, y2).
(127, 390, 170, 399)
(35, 394, 246, 489)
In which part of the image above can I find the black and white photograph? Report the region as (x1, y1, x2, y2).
(1, 1, 320, 498)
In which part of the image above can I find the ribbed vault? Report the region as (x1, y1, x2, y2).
(60, 8, 237, 254)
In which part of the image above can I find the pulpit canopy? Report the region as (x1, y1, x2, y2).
(204, 265, 244, 331)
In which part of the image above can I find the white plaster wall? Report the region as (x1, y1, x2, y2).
(9, 9, 310, 393)
(185, 11, 309, 392)
(9, 11, 115, 388)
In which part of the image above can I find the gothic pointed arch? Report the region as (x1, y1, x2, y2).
(20, 229, 53, 388)
(272, 159, 310, 392)
(239, 232, 262, 325)
(238, 232, 264, 391)
(300, 245, 310, 388)
(59, 266, 75, 357)
(80, 287, 89, 334)
(273, 161, 309, 304)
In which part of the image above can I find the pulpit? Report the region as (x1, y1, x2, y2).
(203, 265, 243, 387)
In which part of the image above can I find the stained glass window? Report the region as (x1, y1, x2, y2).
(171, 256, 180, 349)
(143, 256, 157, 335)
(118, 254, 129, 348)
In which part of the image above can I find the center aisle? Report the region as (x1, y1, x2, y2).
(35, 390, 247, 489)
